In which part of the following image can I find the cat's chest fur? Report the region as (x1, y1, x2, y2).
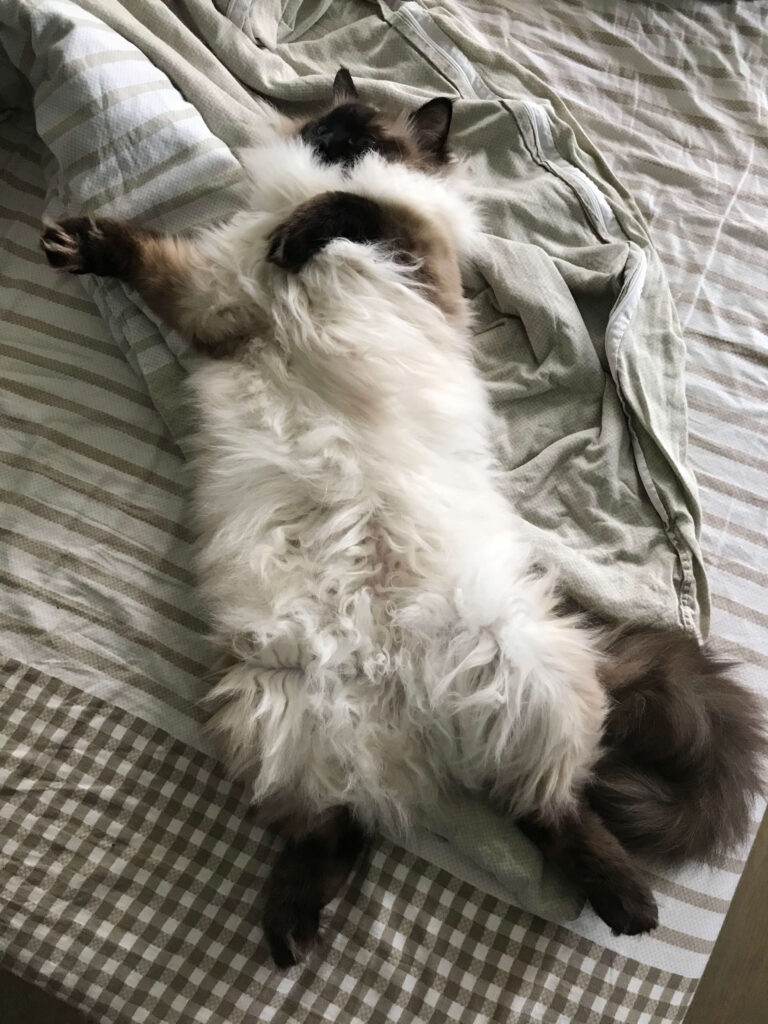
(189, 317, 491, 656)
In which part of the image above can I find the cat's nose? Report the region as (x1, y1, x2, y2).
(323, 130, 351, 152)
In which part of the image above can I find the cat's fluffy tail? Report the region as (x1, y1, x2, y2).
(589, 626, 767, 862)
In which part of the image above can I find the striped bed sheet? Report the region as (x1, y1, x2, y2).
(1, 2, 765, 1023)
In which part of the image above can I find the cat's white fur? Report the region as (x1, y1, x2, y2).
(185, 133, 606, 835)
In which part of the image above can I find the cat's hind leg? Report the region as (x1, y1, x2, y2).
(263, 807, 371, 968)
(519, 803, 658, 936)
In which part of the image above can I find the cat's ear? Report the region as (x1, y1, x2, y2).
(333, 68, 358, 103)
(408, 97, 453, 159)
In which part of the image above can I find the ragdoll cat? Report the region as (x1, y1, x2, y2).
(41, 69, 765, 968)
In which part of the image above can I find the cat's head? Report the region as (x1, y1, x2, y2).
(298, 68, 453, 171)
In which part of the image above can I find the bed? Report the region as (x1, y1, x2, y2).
(1, 2, 765, 1022)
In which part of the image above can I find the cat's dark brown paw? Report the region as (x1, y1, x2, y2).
(41, 216, 138, 278)
(263, 894, 322, 968)
(41, 218, 94, 272)
(588, 877, 659, 936)
(266, 193, 382, 273)
(266, 217, 322, 273)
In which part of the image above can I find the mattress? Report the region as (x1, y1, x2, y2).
(1, 2, 765, 1022)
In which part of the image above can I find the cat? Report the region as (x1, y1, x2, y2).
(41, 68, 765, 968)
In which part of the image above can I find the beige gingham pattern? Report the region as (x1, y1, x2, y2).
(0, 659, 696, 1024)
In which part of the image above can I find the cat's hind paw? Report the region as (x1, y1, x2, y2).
(588, 874, 659, 937)
(263, 893, 322, 968)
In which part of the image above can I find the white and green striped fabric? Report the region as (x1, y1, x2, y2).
(1, 2, 765, 1022)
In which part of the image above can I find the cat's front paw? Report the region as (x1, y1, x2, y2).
(266, 194, 379, 273)
(266, 216, 323, 273)
(41, 218, 94, 272)
(41, 217, 135, 278)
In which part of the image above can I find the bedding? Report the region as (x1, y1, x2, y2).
(1, 1, 765, 1022)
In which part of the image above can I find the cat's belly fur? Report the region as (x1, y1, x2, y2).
(193, 413, 605, 833)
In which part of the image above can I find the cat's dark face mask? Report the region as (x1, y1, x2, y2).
(298, 68, 454, 171)
(300, 102, 405, 168)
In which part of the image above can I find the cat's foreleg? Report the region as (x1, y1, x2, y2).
(41, 217, 244, 356)
(267, 191, 465, 323)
